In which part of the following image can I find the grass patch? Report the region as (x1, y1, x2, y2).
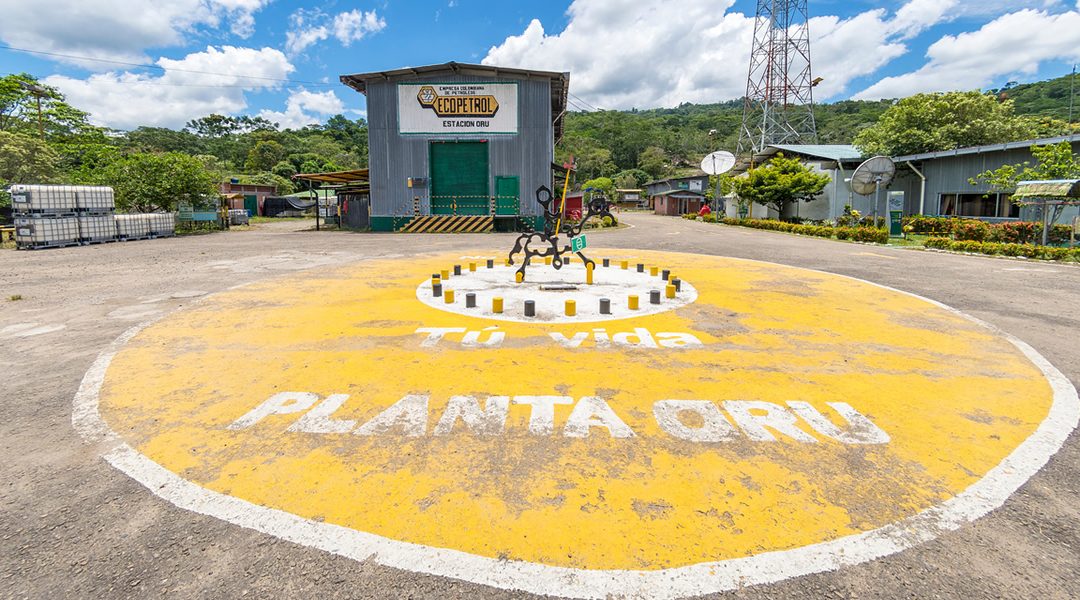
(9, 294, 22, 301)
(887, 234, 931, 248)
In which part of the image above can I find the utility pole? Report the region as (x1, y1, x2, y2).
(1069, 64, 1076, 124)
(17, 81, 47, 139)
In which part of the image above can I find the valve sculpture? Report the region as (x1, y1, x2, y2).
(507, 185, 613, 281)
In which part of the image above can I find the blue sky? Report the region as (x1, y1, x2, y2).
(1, 0, 1078, 130)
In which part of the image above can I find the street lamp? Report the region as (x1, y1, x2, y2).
(17, 81, 47, 140)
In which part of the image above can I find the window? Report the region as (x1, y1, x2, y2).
(938, 193, 1019, 218)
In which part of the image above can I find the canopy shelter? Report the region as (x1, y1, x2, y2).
(1011, 179, 1080, 245)
(292, 169, 371, 230)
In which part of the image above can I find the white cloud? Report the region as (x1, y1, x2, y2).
(482, 0, 955, 110)
(257, 89, 346, 129)
(44, 46, 294, 130)
(332, 10, 387, 46)
(285, 7, 386, 55)
(0, 0, 270, 65)
(855, 8, 1080, 99)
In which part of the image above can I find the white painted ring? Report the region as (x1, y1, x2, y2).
(72, 255, 1080, 600)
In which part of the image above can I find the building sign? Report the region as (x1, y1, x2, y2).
(399, 82, 518, 135)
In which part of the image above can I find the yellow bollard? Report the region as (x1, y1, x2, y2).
(469, 262, 476, 272)
(431, 276, 441, 287)
(544, 256, 552, 265)
(650, 266, 658, 276)
(492, 297, 503, 313)
(586, 263, 594, 285)
(620, 260, 628, 270)
(441, 269, 450, 280)
(628, 295, 639, 310)
(565, 300, 576, 317)
(445, 289, 455, 304)
(666, 284, 676, 299)
(505, 258, 512, 266)
(515, 271, 524, 283)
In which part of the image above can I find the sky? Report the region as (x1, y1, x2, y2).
(1, 0, 1078, 131)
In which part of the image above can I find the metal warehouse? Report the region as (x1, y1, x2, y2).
(340, 62, 569, 232)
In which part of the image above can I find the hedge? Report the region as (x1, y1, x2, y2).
(720, 217, 888, 244)
(903, 215, 1073, 244)
(924, 237, 1080, 261)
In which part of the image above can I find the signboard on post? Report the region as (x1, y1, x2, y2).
(398, 82, 519, 135)
(887, 191, 904, 237)
(571, 235, 587, 253)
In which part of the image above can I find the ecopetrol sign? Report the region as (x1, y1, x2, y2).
(399, 82, 518, 135)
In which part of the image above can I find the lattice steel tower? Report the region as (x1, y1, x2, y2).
(737, 0, 818, 156)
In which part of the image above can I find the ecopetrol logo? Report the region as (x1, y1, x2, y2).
(417, 85, 500, 118)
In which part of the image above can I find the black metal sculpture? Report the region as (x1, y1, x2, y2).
(507, 186, 613, 280)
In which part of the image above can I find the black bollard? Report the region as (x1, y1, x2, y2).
(602, 258, 610, 267)
(637, 263, 644, 272)
(486, 259, 494, 269)
(453, 265, 462, 276)
(432, 283, 443, 297)
(431, 273, 440, 279)
(524, 300, 536, 317)
(599, 298, 611, 314)
(661, 269, 670, 281)
(672, 278, 682, 292)
(650, 289, 661, 304)
(466, 293, 476, 308)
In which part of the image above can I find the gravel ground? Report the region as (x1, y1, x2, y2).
(1, 213, 1078, 600)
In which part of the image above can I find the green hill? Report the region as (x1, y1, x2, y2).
(560, 72, 1079, 182)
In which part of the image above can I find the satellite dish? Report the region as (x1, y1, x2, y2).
(850, 156, 895, 196)
(701, 151, 736, 176)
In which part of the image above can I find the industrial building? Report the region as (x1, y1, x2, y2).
(340, 62, 569, 232)
(890, 134, 1080, 223)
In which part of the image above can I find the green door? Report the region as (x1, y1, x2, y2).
(494, 176, 519, 216)
(430, 141, 489, 215)
(243, 194, 258, 216)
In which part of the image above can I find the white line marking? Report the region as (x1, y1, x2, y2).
(71, 254, 1080, 599)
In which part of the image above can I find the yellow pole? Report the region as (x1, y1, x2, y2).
(555, 163, 573, 242)
(565, 300, 576, 316)
(444, 290, 455, 304)
(586, 263, 594, 285)
(628, 295, 639, 310)
(492, 297, 503, 313)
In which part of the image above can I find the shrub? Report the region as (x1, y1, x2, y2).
(701, 213, 717, 223)
(953, 219, 991, 242)
(601, 215, 616, 228)
(902, 215, 955, 235)
(682, 213, 698, 220)
(835, 228, 852, 240)
(851, 227, 889, 243)
(923, 238, 1078, 261)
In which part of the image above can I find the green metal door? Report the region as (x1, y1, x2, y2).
(494, 176, 519, 216)
(430, 141, 489, 215)
(243, 194, 258, 216)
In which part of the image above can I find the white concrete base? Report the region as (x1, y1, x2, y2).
(416, 261, 697, 323)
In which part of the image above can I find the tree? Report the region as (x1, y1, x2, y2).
(272, 160, 297, 180)
(96, 152, 218, 212)
(613, 168, 649, 189)
(0, 131, 59, 206)
(971, 141, 1080, 237)
(245, 140, 287, 172)
(637, 146, 669, 179)
(582, 176, 616, 201)
(853, 91, 1040, 156)
(0, 74, 102, 141)
(243, 171, 295, 195)
(731, 154, 830, 217)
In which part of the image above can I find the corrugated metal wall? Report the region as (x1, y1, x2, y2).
(891, 142, 1080, 222)
(366, 73, 553, 219)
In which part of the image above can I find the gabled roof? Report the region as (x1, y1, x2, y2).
(895, 134, 1080, 162)
(651, 189, 705, 197)
(339, 61, 570, 142)
(644, 173, 709, 186)
(762, 144, 863, 162)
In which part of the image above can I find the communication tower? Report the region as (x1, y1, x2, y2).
(737, 0, 819, 156)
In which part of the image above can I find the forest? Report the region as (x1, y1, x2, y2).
(1, 71, 1078, 212)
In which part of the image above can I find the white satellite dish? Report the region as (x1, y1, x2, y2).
(701, 151, 736, 176)
(850, 156, 896, 222)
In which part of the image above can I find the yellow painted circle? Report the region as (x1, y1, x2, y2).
(98, 250, 1054, 572)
